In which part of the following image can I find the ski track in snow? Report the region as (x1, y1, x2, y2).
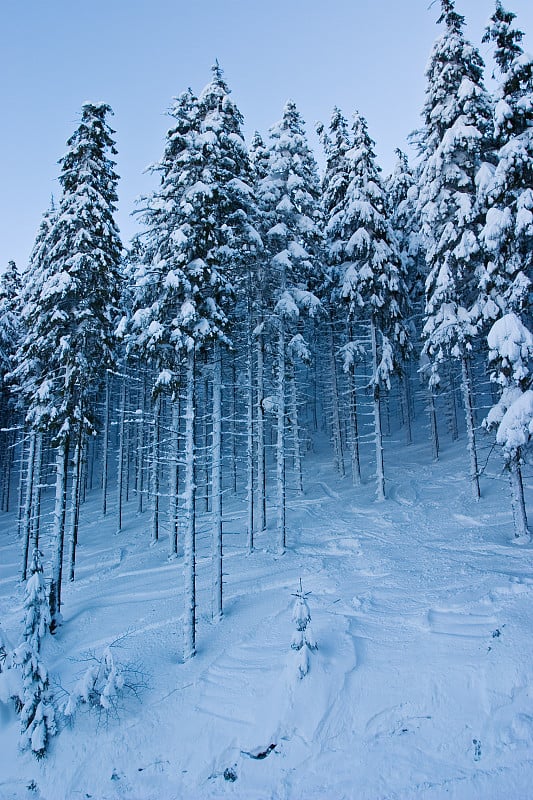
(0, 434, 532, 799)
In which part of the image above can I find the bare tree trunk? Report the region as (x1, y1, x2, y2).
(328, 320, 345, 477)
(2, 425, 13, 512)
(49, 436, 69, 632)
(460, 356, 480, 501)
(428, 389, 439, 461)
(446, 363, 459, 441)
(288, 362, 303, 495)
(150, 393, 161, 543)
(30, 432, 43, 553)
(202, 363, 210, 512)
(136, 376, 147, 516)
(371, 319, 385, 502)
(168, 398, 180, 558)
(67, 424, 84, 582)
(256, 330, 266, 533)
(230, 358, 238, 495)
(401, 373, 413, 445)
(17, 431, 26, 540)
(183, 348, 196, 660)
(20, 430, 36, 582)
(508, 453, 529, 539)
(117, 378, 127, 531)
(348, 361, 361, 486)
(246, 325, 254, 552)
(276, 322, 286, 554)
(212, 341, 223, 619)
(102, 370, 110, 516)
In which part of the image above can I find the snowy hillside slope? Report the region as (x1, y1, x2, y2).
(0, 428, 532, 800)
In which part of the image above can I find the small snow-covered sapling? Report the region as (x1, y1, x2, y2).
(13, 549, 56, 758)
(291, 580, 317, 678)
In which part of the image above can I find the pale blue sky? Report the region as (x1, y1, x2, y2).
(1, 0, 532, 270)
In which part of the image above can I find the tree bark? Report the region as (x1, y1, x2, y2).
(246, 324, 254, 552)
(183, 348, 196, 660)
(276, 322, 286, 554)
(67, 423, 84, 581)
(49, 436, 69, 632)
(288, 361, 303, 495)
(168, 397, 180, 558)
(371, 319, 385, 501)
(256, 329, 266, 533)
(212, 341, 223, 619)
(20, 430, 36, 582)
(508, 453, 528, 538)
(460, 356, 480, 501)
(328, 320, 345, 478)
(150, 392, 161, 543)
(101, 370, 110, 516)
(428, 389, 440, 461)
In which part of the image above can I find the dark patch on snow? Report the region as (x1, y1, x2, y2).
(473, 739, 481, 761)
(241, 743, 277, 760)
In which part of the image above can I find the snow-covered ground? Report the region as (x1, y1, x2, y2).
(1, 429, 532, 800)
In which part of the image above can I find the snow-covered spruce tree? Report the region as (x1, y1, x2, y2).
(11, 104, 123, 627)
(196, 64, 262, 614)
(11, 202, 57, 581)
(13, 549, 56, 758)
(128, 89, 199, 552)
(385, 150, 426, 446)
(318, 108, 354, 481)
(257, 101, 323, 552)
(418, 0, 493, 500)
(484, 313, 533, 538)
(249, 131, 271, 537)
(131, 65, 261, 651)
(338, 110, 411, 501)
(0, 260, 22, 512)
(479, 4, 533, 538)
(479, 1, 532, 324)
(290, 580, 317, 679)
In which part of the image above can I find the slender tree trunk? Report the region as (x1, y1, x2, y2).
(508, 453, 529, 538)
(256, 330, 266, 533)
(311, 325, 319, 432)
(117, 378, 127, 531)
(168, 398, 180, 558)
(276, 322, 286, 554)
(17, 430, 26, 539)
(288, 362, 303, 495)
(446, 363, 459, 441)
(246, 324, 254, 552)
(136, 376, 147, 516)
(20, 430, 36, 582)
(401, 374, 413, 445)
(212, 341, 223, 619)
(49, 436, 69, 632)
(349, 364, 361, 486)
(328, 320, 345, 477)
(150, 393, 161, 543)
(428, 389, 439, 461)
(371, 319, 385, 501)
(2, 426, 13, 512)
(230, 357, 238, 495)
(102, 371, 110, 516)
(183, 348, 196, 660)
(125, 393, 131, 503)
(460, 356, 480, 501)
(29, 432, 43, 553)
(67, 424, 84, 582)
(202, 364, 210, 512)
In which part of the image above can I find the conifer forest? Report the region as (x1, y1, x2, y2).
(0, 1, 532, 797)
